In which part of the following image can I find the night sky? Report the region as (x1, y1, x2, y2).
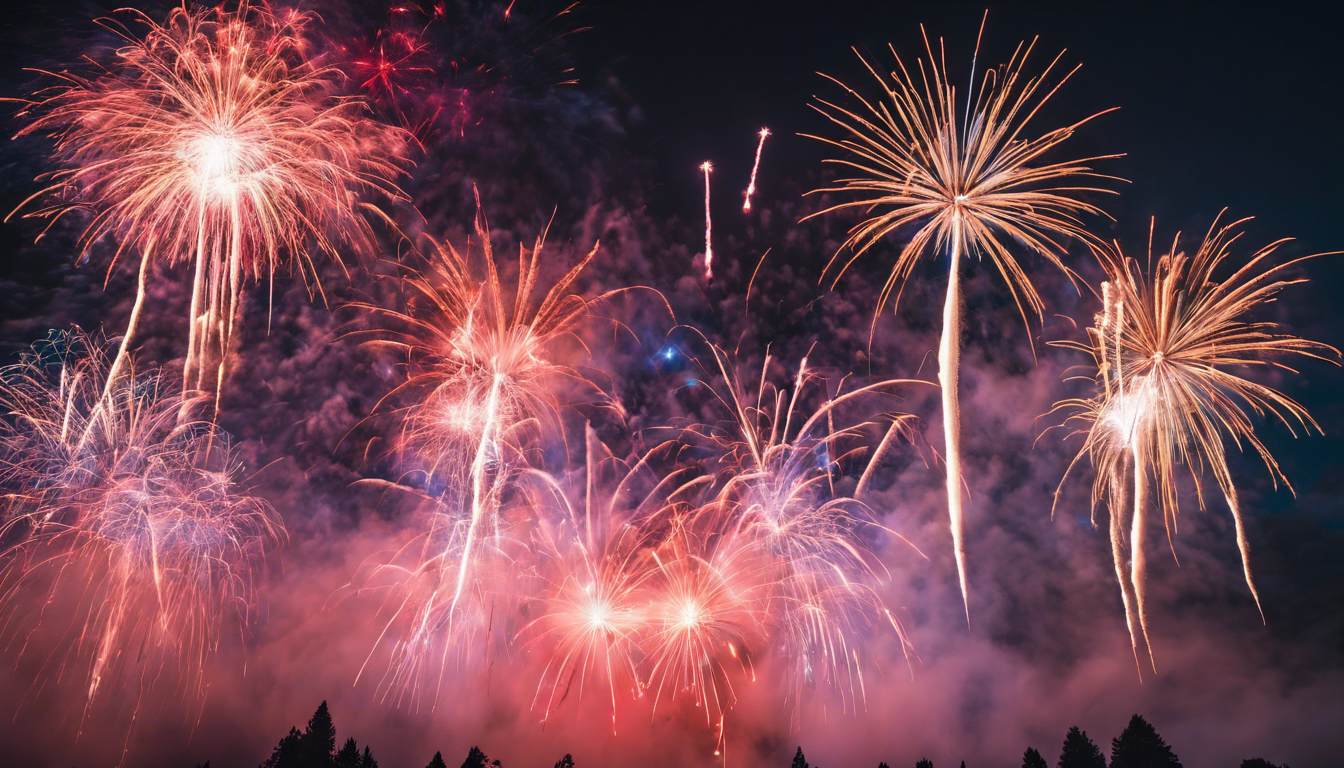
(0, 2, 1341, 767)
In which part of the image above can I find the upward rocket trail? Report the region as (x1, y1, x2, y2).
(743, 128, 770, 211)
(701, 161, 714, 279)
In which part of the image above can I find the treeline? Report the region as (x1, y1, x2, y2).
(793, 715, 1288, 768)
(184, 702, 1290, 768)
(206, 701, 574, 768)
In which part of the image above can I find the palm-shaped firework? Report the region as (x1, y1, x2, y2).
(9, 3, 407, 402)
(1050, 214, 1337, 672)
(806, 22, 1117, 616)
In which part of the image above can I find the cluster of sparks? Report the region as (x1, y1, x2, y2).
(0, 0, 1336, 758)
(0, 330, 280, 745)
(352, 263, 925, 743)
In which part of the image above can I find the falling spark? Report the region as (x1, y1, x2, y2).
(1049, 214, 1338, 674)
(805, 21, 1119, 619)
(743, 128, 770, 212)
(701, 161, 714, 279)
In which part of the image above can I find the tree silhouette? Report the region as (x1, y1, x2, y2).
(916, 760, 934, 768)
(1240, 760, 1288, 768)
(792, 747, 809, 768)
(425, 751, 448, 768)
(300, 702, 338, 767)
(1022, 747, 1048, 768)
(554, 755, 575, 768)
(1058, 726, 1105, 768)
(1110, 715, 1181, 768)
(261, 727, 304, 768)
(879, 763, 890, 768)
(336, 738, 362, 768)
(460, 746, 500, 768)
(259, 702, 380, 768)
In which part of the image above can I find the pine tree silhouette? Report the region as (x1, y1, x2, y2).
(554, 755, 575, 768)
(261, 727, 304, 768)
(879, 763, 890, 768)
(299, 702, 338, 768)
(360, 746, 379, 768)
(915, 760, 933, 768)
(335, 738, 362, 768)
(1111, 715, 1181, 768)
(1021, 747, 1047, 768)
(425, 751, 448, 768)
(792, 747, 809, 768)
(460, 746, 492, 768)
(1240, 760, 1288, 768)
(1058, 726, 1105, 768)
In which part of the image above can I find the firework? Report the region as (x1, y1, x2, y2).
(1049, 215, 1337, 672)
(743, 128, 770, 212)
(9, 3, 408, 400)
(701, 161, 715, 279)
(0, 329, 282, 730)
(352, 209, 636, 702)
(678, 337, 924, 713)
(805, 20, 1118, 617)
(521, 427, 691, 730)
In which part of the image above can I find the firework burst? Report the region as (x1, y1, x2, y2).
(521, 426, 693, 730)
(678, 336, 925, 713)
(0, 329, 282, 737)
(806, 17, 1119, 618)
(9, 3, 408, 400)
(351, 208, 644, 704)
(1049, 214, 1338, 672)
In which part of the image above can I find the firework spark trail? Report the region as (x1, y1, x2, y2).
(8, 4, 408, 403)
(806, 21, 1119, 618)
(701, 161, 714, 279)
(1049, 214, 1338, 673)
(0, 329, 282, 744)
(743, 128, 770, 212)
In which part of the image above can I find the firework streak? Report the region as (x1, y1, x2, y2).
(743, 128, 770, 212)
(701, 161, 715, 279)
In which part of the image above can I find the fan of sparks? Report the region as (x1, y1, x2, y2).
(1049, 215, 1337, 673)
(805, 20, 1120, 619)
